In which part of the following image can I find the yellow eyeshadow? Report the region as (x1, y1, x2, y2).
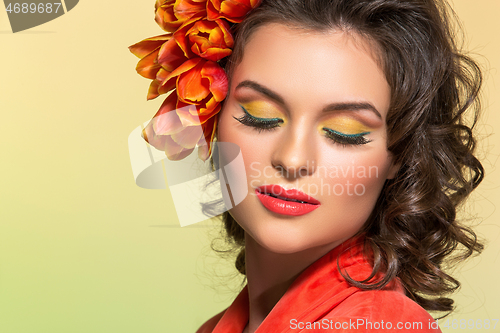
(320, 117, 373, 135)
(240, 101, 285, 120)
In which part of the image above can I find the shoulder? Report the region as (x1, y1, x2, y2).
(195, 310, 226, 333)
(322, 289, 441, 332)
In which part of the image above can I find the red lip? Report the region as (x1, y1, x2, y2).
(255, 185, 320, 216)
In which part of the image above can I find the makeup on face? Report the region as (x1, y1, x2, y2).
(216, 24, 394, 254)
(233, 94, 379, 147)
(255, 185, 320, 216)
(240, 101, 287, 122)
(319, 115, 376, 146)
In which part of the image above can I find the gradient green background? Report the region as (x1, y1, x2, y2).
(0, 1, 499, 332)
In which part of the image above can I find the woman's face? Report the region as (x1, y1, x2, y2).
(217, 24, 398, 254)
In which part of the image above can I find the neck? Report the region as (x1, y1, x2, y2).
(243, 234, 344, 333)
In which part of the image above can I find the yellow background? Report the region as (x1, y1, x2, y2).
(0, 1, 498, 332)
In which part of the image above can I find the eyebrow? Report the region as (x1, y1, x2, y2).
(323, 102, 382, 119)
(235, 80, 382, 119)
(235, 80, 286, 105)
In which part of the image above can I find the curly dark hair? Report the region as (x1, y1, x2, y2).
(210, 0, 484, 317)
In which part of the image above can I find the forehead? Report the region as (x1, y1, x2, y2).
(231, 23, 390, 118)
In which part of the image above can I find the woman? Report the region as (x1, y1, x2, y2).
(130, 0, 484, 332)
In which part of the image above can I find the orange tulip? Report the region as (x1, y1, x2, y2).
(130, 34, 189, 100)
(157, 58, 228, 118)
(142, 91, 218, 161)
(156, 36, 189, 71)
(172, 14, 233, 61)
(207, 0, 261, 23)
(147, 69, 167, 100)
(134, 0, 260, 161)
(174, 0, 208, 20)
(180, 18, 234, 61)
(129, 34, 172, 80)
(155, 0, 179, 32)
(155, 0, 207, 32)
(172, 13, 205, 58)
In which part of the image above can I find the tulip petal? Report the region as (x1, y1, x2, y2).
(155, 0, 183, 32)
(176, 101, 220, 125)
(173, 14, 204, 58)
(173, 0, 207, 20)
(197, 96, 221, 117)
(220, 1, 251, 20)
(195, 47, 232, 61)
(201, 61, 228, 101)
(171, 125, 204, 149)
(176, 103, 204, 126)
(158, 58, 201, 95)
(129, 34, 171, 58)
(142, 122, 169, 152)
(206, 0, 221, 19)
(153, 93, 185, 135)
(186, 19, 233, 60)
(164, 135, 196, 160)
(197, 143, 210, 161)
(147, 80, 161, 100)
(155, 111, 183, 135)
(207, 0, 261, 22)
(178, 64, 211, 102)
(157, 38, 188, 72)
(158, 78, 177, 96)
(167, 58, 202, 80)
(153, 68, 174, 97)
(208, 26, 224, 44)
(156, 67, 172, 85)
(136, 50, 162, 80)
(217, 19, 235, 46)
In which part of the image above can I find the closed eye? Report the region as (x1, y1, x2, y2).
(323, 128, 372, 147)
(233, 106, 284, 131)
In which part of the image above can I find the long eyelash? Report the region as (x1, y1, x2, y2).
(233, 106, 283, 131)
(323, 128, 372, 147)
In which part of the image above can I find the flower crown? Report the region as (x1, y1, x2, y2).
(129, 0, 261, 161)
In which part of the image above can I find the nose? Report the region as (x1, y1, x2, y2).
(270, 128, 316, 180)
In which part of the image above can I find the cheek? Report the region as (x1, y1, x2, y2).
(318, 144, 392, 202)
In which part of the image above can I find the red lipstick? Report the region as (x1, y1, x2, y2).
(255, 185, 320, 216)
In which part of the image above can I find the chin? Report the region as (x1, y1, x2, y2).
(240, 215, 336, 255)
(253, 229, 307, 254)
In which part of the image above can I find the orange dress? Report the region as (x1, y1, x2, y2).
(197, 236, 442, 332)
